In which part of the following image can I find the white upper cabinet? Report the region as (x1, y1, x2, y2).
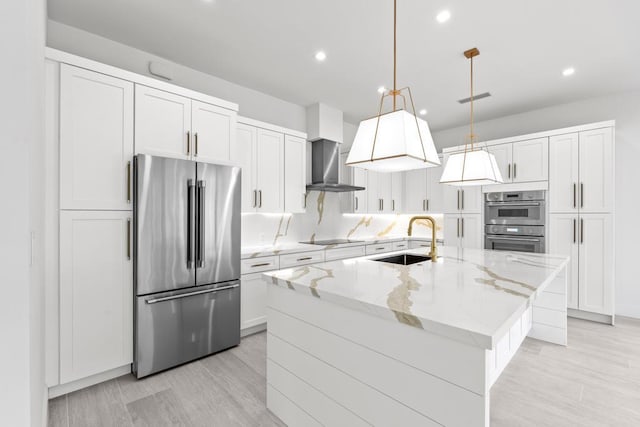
(549, 128, 613, 213)
(404, 169, 427, 213)
(426, 165, 444, 213)
(232, 124, 257, 212)
(366, 171, 380, 213)
(549, 133, 580, 213)
(487, 143, 512, 183)
(511, 138, 548, 183)
(442, 153, 482, 214)
(284, 135, 307, 213)
(59, 210, 133, 383)
(255, 128, 284, 213)
(378, 173, 393, 213)
(352, 167, 368, 214)
(579, 128, 614, 213)
(391, 172, 404, 213)
(60, 64, 134, 210)
(191, 100, 235, 163)
(135, 85, 192, 159)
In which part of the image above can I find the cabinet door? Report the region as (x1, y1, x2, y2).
(549, 133, 579, 213)
(404, 169, 427, 213)
(59, 211, 133, 383)
(284, 135, 306, 213)
(232, 124, 257, 212)
(579, 128, 614, 213)
(460, 214, 482, 249)
(443, 186, 461, 214)
(378, 173, 393, 213)
(512, 137, 548, 182)
(487, 143, 513, 183)
(191, 100, 235, 163)
(241, 272, 268, 331)
(367, 171, 381, 213)
(443, 215, 460, 248)
(390, 172, 404, 213)
(459, 187, 482, 213)
(135, 85, 191, 159)
(426, 165, 444, 213)
(60, 64, 134, 210)
(353, 168, 368, 214)
(578, 214, 613, 315)
(549, 214, 579, 309)
(255, 128, 284, 213)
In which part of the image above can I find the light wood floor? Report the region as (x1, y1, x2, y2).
(49, 317, 640, 427)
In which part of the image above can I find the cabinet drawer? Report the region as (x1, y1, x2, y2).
(325, 245, 366, 261)
(392, 241, 409, 251)
(409, 240, 433, 249)
(365, 243, 394, 255)
(241, 256, 279, 275)
(279, 251, 325, 269)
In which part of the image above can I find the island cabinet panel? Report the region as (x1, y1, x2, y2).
(240, 272, 268, 331)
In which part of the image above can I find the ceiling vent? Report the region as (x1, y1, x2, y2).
(457, 92, 491, 104)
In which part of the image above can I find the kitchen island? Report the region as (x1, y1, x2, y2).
(263, 246, 569, 427)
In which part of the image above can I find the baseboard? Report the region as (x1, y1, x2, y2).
(241, 322, 267, 337)
(568, 308, 614, 325)
(48, 364, 131, 399)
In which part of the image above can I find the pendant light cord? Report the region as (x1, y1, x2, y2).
(470, 55, 474, 149)
(393, 0, 397, 111)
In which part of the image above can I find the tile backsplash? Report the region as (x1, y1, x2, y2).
(241, 191, 443, 247)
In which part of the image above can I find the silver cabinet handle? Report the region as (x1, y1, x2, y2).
(457, 218, 460, 238)
(126, 161, 131, 203)
(457, 190, 460, 210)
(196, 180, 206, 268)
(392, 199, 395, 211)
(355, 196, 358, 211)
(573, 218, 577, 244)
(375, 247, 385, 251)
(257, 190, 262, 208)
(297, 256, 313, 261)
(508, 163, 511, 179)
(461, 217, 465, 238)
(580, 183, 584, 208)
(461, 190, 465, 210)
(253, 190, 257, 208)
(573, 183, 577, 208)
(513, 163, 517, 179)
(146, 283, 239, 304)
(426, 199, 429, 211)
(186, 131, 191, 155)
(126, 218, 131, 260)
(580, 218, 584, 244)
(187, 179, 195, 268)
(194, 132, 199, 157)
(303, 193, 307, 209)
(423, 199, 426, 211)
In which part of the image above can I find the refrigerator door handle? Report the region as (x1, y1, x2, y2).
(145, 283, 240, 304)
(196, 180, 206, 268)
(187, 179, 195, 269)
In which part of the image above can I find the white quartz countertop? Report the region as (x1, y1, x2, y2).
(263, 246, 569, 349)
(241, 236, 443, 259)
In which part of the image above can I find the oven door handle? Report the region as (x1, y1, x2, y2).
(486, 202, 541, 207)
(486, 236, 542, 242)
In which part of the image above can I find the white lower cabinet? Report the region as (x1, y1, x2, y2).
(59, 210, 133, 383)
(549, 213, 613, 317)
(444, 214, 482, 249)
(241, 272, 269, 331)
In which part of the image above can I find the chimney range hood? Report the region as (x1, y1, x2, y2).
(306, 139, 365, 192)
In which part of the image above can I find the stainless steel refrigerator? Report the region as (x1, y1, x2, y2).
(133, 154, 241, 378)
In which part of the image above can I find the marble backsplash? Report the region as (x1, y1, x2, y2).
(241, 191, 443, 247)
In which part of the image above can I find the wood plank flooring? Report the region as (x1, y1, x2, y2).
(49, 317, 640, 427)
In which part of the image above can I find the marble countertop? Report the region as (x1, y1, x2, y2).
(263, 246, 569, 349)
(241, 236, 444, 259)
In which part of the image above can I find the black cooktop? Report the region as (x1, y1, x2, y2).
(300, 239, 365, 245)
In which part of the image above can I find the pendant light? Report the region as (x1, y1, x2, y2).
(440, 48, 503, 186)
(345, 0, 440, 173)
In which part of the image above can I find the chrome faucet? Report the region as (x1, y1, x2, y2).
(407, 216, 438, 262)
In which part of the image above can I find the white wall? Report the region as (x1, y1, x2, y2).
(0, 0, 47, 425)
(47, 20, 307, 132)
(432, 91, 640, 319)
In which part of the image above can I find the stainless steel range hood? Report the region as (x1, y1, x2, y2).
(306, 139, 365, 192)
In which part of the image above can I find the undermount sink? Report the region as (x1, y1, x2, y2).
(372, 254, 431, 266)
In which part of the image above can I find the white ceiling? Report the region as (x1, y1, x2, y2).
(48, 0, 640, 130)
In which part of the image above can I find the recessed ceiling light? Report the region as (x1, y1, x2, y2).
(377, 86, 386, 94)
(562, 67, 575, 77)
(419, 109, 428, 115)
(315, 51, 327, 62)
(436, 10, 451, 23)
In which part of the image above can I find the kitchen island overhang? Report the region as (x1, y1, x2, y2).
(263, 246, 569, 427)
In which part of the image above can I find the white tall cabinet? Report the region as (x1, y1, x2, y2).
(548, 127, 614, 320)
(487, 138, 548, 183)
(284, 135, 307, 213)
(404, 162, 443, 214)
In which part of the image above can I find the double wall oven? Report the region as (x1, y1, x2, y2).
(484, 190, 546, 253)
